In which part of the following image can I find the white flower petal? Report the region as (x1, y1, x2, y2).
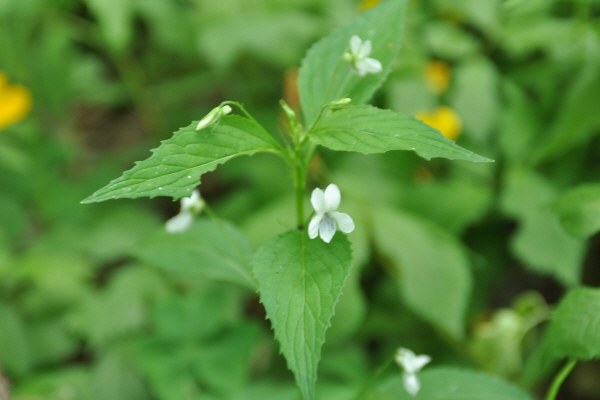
(319, 214, 337, 243)
(311, 187, 326, 214)
(308, 214, 323, 239)
(349, 35, 362, 54)
(412, 355, 432, 372)
(331, 211, 354, 233)
(356, 58, 382, 75)
(324, 184, 341, 211)
(402, 373, 421, 397)
(165, 212, 194, 233)
(358, 39, 372, 58)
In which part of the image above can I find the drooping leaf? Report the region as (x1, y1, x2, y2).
(309, 105, 492, 162)
(542, 287, 600, 361)
(500, 167, 585, 287)
(82, 116, 281, 203)
(372, 208, 471, 339)
(251, 230, 352, 400)
(134, 219, 256, 289)
(375, 367, 536, 400)
(298, 0, 407, 127)
(553, 183, 600, 238)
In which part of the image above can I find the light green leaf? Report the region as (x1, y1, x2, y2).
(82, 116, 280, 203)
(375, 367, 536, 400)
(553, 183, 600, 239)
(251, 230, 352, 400)
(500, 167, 585, 287)
(543, 287, 600, 361)
(298, 0, 407, 126)
(372, 208, 471, 339)
(134, 219, 256, 289)
(310, 105, 491, 162)
(85, 0, 135, 53)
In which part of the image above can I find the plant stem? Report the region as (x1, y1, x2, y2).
(294, 163, 306, 229)
(353, 356, 394, 400)
(544, 359, 576, 400)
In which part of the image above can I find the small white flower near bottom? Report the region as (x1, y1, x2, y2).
(395, 347, 431, 397)
(165, 189, 205, 233)
(308, 184, 354, 243)
(196, 105, 232, 130)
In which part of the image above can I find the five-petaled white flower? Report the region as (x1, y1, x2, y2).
(395, 347, 431, 397)
(308, 184, 354, 243)
(165, 189, 205, 233)
(196, 105, 232, 130)
(343, 35, 382, 77)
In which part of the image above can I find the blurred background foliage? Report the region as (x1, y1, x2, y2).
(1, 0, 600, 399)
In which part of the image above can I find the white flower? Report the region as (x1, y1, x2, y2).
(165, 189, 205, 233)
(395, 347, 431, 397)
(308, 184, 354, 243)
(196, 105, 232, 130)
(343, 35, 382, 77)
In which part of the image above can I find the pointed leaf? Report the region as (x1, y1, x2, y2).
(372, 208, 471, 339)
(251, 230, 352, 400)
(298, 0, 407, 126)
(82, 116, 280, 203)
(543, 287, 600, 361)
(310, 105, 491, 162)
(134, 219, 256, 289)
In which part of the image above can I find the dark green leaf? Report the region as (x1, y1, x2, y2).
(251, 230, 352, 400)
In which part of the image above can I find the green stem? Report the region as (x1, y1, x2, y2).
(544, 359, 577, 400)
(294, 163, 306, 229)
(353, 356, 395, 400)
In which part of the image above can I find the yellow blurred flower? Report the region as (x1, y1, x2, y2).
(415, 106, 462, 141)
(0, 71, 32, 131)
(425, 60, 451, 94)
(360, 0, 382, 11)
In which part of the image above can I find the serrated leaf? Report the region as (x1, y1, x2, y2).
(298, 0, 407, 126)
(134, 219, 256, 289)
(310, 105, 491, 162)
(82, 116, 281, 203)
(375, 367, 536, 400)
(251, 230, 352, 400)
(500, 167, 585, 287)
(553, 183, 600, 238)
(543, 287, 600, 361)
(372, 208, 471, 339)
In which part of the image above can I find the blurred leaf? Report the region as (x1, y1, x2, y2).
(85, 0, 135, 53)
(0, 304, 32, 377)
(374, 367, 536, 400)
(82, 116, 281, 203)
(13, 367, 92, 400)
(498, 80, 541, 162)
(542, 287, 600, 361)
(534, 58, 600, 162)
(553, 183, 600, 238)
(449, 56, 498, 142)
(424, 21, 480, 60)
(91, 347, 149, 400)
(298, 0, 407, 126)
(500, 167, 585, 287)
(251, 230, 352, 400)
(135, 218, 256, 289)
(372, 208, 472, 339)
(310, 105, 492, 162)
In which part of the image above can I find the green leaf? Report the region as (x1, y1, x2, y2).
(372, 208, 471, 339)
(543, 287, 600, 361)
(82, 116, 280, 203)
(251, 230, 352, 400)
(298, 0, 407, 126)
(500, 167, 585, 287)
(309, 105, 492, 162)
(134, 219, 256, 289)
(553, 183, 600, 238)
(375, 367, 536, 400)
